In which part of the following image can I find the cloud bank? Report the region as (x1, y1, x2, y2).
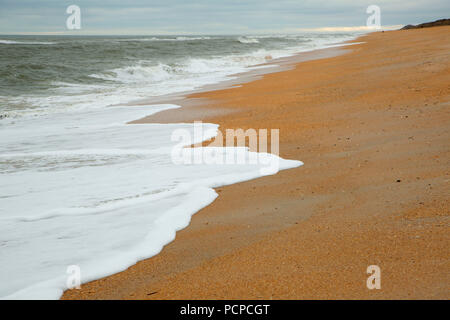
(0, 0, 448, 35)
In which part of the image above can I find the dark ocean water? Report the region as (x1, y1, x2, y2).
(0, 33, 359, 118)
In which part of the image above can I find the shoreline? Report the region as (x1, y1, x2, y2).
(1, 33, 359, 300)
(63, 27, 449, 299)
(120, 41, 357, 125)
(130, 45, 354, 125)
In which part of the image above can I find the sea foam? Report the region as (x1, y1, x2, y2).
(0, 104, 302, 299)
(0, 40, 56, 45)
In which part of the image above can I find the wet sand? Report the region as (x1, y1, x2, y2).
(63, 27, 450, 300)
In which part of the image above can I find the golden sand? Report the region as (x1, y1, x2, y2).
(63, 27, 450, 300)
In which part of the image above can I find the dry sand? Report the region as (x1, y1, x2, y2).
(63, 27, 449, 300)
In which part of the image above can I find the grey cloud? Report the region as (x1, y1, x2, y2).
(0, 0, 448, 34)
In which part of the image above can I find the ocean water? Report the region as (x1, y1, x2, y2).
(0, 33, 359, 299)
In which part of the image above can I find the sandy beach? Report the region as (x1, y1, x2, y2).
(63, 26, 449, 300)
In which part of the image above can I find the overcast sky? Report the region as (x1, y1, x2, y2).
(0, 0, 448, 35)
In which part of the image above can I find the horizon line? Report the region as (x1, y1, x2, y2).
(0, 25, 404, 36)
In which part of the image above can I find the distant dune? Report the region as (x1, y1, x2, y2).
(401, 18, 450, 29)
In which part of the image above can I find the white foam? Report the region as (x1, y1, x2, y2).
(0, 103, 302, 299)
(0, 40, 56, 45)
(237, 36, 260, 44)
(117, 36, 213, 42)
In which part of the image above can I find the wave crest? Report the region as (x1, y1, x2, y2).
(0, 39, 56, 45)
(237, 37, 259, 44)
